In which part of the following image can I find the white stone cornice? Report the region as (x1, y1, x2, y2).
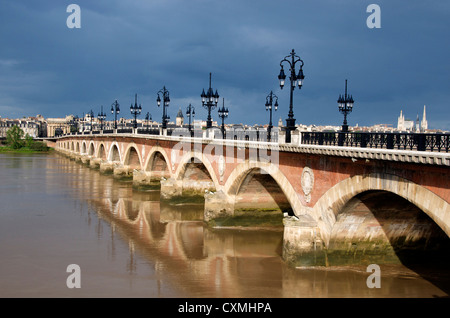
(56, 134, 450, 166)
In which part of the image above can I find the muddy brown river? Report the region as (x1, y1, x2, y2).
(0, 152, 449, 298)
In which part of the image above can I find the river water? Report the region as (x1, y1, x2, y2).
(0, 152, 449, 298)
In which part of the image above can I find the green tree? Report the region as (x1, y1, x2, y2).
(6, 125, 24, 149)
(25, 134, 34, 148)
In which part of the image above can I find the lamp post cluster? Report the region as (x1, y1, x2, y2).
(218, 98, 229, 138)
(265, 91, 278, 142)
(201, 73, 220, 129)
(79, 50, 355, 141)
(145, 112, 152, 131)
(88, 109, 94, 131)
(157, 86, 170, 129)
(277, 49, 305, 143)
(130, 94, 142, 129)
(186, 104, 195, 135)
(97, 105, 106, 130)
(337, 79, 354, 132)
(111, 100, 120, 129)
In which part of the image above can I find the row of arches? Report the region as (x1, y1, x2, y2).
(57, 138, 450, 253)
(58, 140, 295, 205)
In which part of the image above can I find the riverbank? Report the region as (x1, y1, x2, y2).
(0, 145, 52, 153)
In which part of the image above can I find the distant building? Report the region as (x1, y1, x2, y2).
(421, 105, 428, 131)
(0, 117, 44, 138)
(46, 115, 74, 137)
(397, 105, 428, 132)
(176, 108, 184, 126)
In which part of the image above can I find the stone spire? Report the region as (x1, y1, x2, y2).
(421, 105, 428, 131)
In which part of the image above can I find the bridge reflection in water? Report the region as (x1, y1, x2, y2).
(55, 153, 450, 297)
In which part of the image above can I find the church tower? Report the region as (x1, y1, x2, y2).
(421, 105, 428, 131)
(397, 110, 405, 130)
(176, 108, 184, 126)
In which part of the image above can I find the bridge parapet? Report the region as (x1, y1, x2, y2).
(56, 132, 449, 166)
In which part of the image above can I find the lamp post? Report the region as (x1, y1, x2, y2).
(265, 91, 278, 142)
(186, 104, 195, 135)
(130, 94, 142, 129)
(111, 100, 120, 129)
(278, 49, 305, 143)
(337, 79, 354, 132)
(97, 105, 106, 131)
(145, 112, 152, 131)
(157, 86, 170, 130)
(88, 109, 94, 131)
(201, 73, 219, 129)
(218, 98, 229, 138)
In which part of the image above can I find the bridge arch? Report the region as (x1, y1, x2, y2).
(224, 161, 302, 216)
(108, 142, 121, 162)
(75, 142, 80, 154)
(123, 143, 142, 170)
(81, 141, 87, 155)
(96, 143, 107, 160)
(174, 150, 219, 191)
(144, 146, 172, 178)
(88, 141, 95, 156)
(312, 173, 450, 246)
(71, 142, 74, 151)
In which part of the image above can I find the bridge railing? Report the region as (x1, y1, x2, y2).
(137, 128, 160, 135)
(301, 131, 449, 152)
(59, 129, 448, 153)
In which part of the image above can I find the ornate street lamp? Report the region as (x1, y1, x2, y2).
(218, 98, 229, 138)
(97, 105, 106, 131)
(201, 73, 219, 129)
(145, 112, 152, 131)
(265, 91, 278, 142)
(130, 94, 142, 129)
(88, 109, 94, 131)
(111, 100, 120, 129)
(157, 86, 170, 129)
(186, 104, 195, 135)
(337, 79, 354, 132)
(278, 49, 305, 143)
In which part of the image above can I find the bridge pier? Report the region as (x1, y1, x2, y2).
(99, 162, 115, 173)
(282, 215, 326, 267)
(89, 158, 101, 169)
(160, 176, 216, 203)
(113, 165, 133, 178)
(204, 191, 235, 222)
(160, 177, 183, 200)
(80, 156, 90, 165)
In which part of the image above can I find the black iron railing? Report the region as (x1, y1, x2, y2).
(301, 132, 449, 152)
(116, 128, 133, 134)
(64, 129, 448, 153)
(137, 128, 160, 135)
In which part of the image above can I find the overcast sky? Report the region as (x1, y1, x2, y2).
(0, 0, 449, 130)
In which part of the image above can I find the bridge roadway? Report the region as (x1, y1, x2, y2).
(54, 132, 450, 266)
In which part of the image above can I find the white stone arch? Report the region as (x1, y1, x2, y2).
(143, 146, 173, 178)
(122, 143, 143, 169)
(71, 141, 75, 152)
(312, 173, 450, 247)
(81, 140, 88, 155)
(174, 149, 220, 191)
(76, 141, 80, 153)
(88, 140, 96, 156)
(108, 141, 122, 162)
(96, 142, 107, 160)
(224, 160, 302, 215)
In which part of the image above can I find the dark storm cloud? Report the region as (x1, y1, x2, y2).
(0, 0, 449, 129)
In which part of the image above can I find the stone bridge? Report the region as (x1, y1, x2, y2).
(55, 133, 450, 266)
